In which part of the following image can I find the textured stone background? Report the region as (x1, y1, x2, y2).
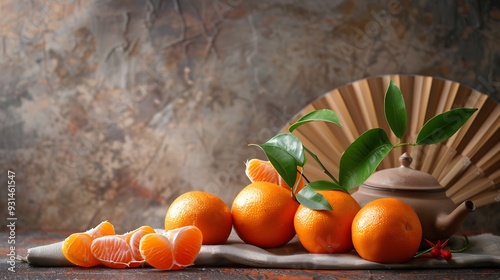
(0, 0, 498, 233)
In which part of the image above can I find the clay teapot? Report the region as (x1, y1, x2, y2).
(351, 153, 476, 241)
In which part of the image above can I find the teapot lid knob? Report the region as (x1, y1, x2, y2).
(364, 152, 443, 190)
(399, 153, 413, 168)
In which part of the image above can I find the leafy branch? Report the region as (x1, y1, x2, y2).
(252, 80, 477, 210)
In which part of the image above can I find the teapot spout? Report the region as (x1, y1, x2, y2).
(436, 200, 476, 240)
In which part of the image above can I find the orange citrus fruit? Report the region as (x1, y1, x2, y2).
(294, 190, 361, 254)
(90, 225, 155, 268)
(86, 221, 115, 239)
(351, 198, 423, 263)
(164, 191, 232, 245)
(91, 235, 140, 268)
(245, 158, 305, 192)
(61, 221, 115, 267)
(140, 225, 203, 270)
(164, 225, 203, 270)
(231, 181, 299, 248)
(139, 233, 174, 270)
(126, 226, 156, 263)
(62, 233, 100, 267)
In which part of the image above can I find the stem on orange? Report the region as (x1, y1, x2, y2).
(291, 168, 307, 199)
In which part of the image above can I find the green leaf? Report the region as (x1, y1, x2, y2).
(384, 80, 407, 139)
(416, 108, 478, 145)
(289, 109, 341, 133)
(253, 145, 298, 188)
(262, 133, 305, 166)
(296, 185, 333, 210)
(252, 133, 305, 188)
(307, 180, 346, 192)
(339, 128, 393, 190)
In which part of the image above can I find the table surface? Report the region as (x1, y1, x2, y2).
(2, 231, 499, 280)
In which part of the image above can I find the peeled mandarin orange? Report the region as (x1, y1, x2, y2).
(352, 198, 422, 263)
(61, 233, 100, 267)
(123, 225, 155, 244)
(164, 191, 232, 245)
(245, 159, 279, 184)
(89, 225, 155, 268)
(139, 233, 174, 270)
(139, 226, 203, 270)
(91, 235, 139, 268)
(164, 225, 203, 270)
(61, 221, 116, 267)
(231, 181, 299, 248)
(245, 158, 305, 192)
(86, 220, 115, 239)
(126, 226, 156, 262)
(294, 190, 361, 254)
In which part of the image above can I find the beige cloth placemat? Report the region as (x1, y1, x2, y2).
(195, 232, 500, 269)
(24, 230, 500, 269)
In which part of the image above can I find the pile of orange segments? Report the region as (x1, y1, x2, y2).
(62, 221, 202, 270)
(62, 157, 424, 269)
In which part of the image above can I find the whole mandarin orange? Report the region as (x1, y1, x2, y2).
(294, 190, 361, 254)
(164, 191, 232, 245)
(352, 197, 422, 263)
(231, 181, 299, 248)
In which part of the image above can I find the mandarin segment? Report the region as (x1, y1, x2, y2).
(245, 158, 305, 192)
(231, 181, 299, 248)
(62, 233, 100, 267)
(91, 235, 137, 268)
(294, 190, 361, 254)
(245, 159, 280, 184)
(139, 233, 174, 270)
(128, 226, 156, 262)
(351, 198, 423, 263)
(164, 226, 203, 270)
(124, 225, 155, 243)
(62, 221, 115, 267)
(61, 221, 116, 267)
(85, 220, 116, 239)
(89, 225, 155, 268)
(164, 191, 232, 245)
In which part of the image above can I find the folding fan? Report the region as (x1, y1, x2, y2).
(283, 75, 499, 207)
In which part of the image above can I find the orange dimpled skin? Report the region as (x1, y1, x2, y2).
(352, 198, 423, 263)
(164, 191, 232, 245)
(294, 190, 361, 254)
(231, 182, 299, 248)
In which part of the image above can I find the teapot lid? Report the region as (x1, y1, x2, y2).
(363, 153, 444, 191)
